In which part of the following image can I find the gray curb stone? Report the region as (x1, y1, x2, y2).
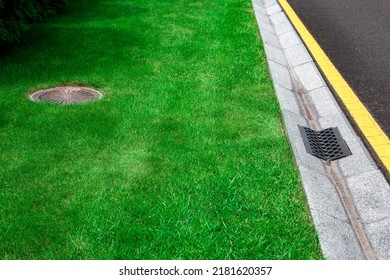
(252, 0, 390, 259)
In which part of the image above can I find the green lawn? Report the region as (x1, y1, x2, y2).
(0, 0, 322, 259)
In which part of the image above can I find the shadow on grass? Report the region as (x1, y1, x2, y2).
(0, 0, 155, 85)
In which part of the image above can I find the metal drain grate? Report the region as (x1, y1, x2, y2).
(30, 86, 102, 105)
(299, 126, 351, 161)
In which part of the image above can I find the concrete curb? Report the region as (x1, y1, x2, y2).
(252, 0, 390, 259)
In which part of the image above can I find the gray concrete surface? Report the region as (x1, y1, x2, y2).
(252, 0, 390, 259)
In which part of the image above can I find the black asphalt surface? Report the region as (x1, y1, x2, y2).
(286, 0, 390, 137)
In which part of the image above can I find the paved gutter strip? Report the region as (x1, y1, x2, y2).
(252, 0, 390, 259)
(277, 0, 390, 174)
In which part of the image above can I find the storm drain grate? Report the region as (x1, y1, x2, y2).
(299, 126, 352, 161)
(30, 86, 102, 105)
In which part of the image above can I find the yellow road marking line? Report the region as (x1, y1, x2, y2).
(278, 0, 390, 172)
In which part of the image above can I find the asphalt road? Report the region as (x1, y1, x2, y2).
(286, 0, 390, 138)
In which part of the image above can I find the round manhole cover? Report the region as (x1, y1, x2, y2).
(30, 86, 102, 105)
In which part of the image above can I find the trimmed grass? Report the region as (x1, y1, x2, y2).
(0, 0, 322, 259)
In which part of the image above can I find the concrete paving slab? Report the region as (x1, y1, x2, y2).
(254, 10, 272, 29)
(365, 218, 390, 259)
(293, 62, 326, 91)
(273, 22, 295, 36)
(269, 11, 290, 26)
(285, 44, 313, 67)
(337, 146, 378, 178)
(262, 0, 279, 8)
(256, 19, 274, 34)
(346, 170, 390, 224)
(299, 166, 349, 221)
(259, 28, 282, 48)
(318, 114, 366, 142)
(253, 2, 267, 14)
(266, 4, 282, 15)
(264, 44, 288, 66)
(268, 60, 293, 90)
(310, 210, 365, 259)
(279, 30, 301, 49)
(273, 85, 301, 115)
(308, 87, 341, 118)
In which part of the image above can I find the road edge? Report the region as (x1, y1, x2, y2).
(252, 0, 390, 259)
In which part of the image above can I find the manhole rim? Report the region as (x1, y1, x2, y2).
(29, 86, 103, 105)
